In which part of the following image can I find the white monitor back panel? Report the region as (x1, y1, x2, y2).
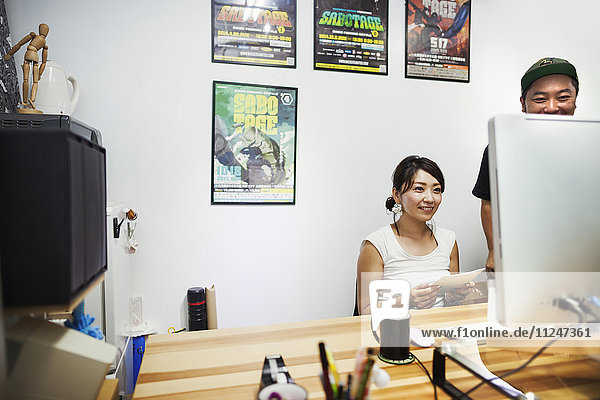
(489, 114, 600, 323)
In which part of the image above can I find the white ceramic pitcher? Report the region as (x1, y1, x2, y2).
(36, 60, 79, 115)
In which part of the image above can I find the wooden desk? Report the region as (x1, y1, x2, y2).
(96, 379, 119, 400)
(134, 304, 600, 399)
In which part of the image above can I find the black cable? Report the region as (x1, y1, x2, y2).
(455, 297, 599, 399)
(411, 351, 438, 400)
(457, 305, 600, 398)
(457, 338, 557, 399)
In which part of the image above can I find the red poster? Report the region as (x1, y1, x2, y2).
(405, 0, 471, 82)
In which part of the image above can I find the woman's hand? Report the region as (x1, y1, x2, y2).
(445, 282, 475, 305)
(485, 251, 495, 272)
(411, 283, 441, 309)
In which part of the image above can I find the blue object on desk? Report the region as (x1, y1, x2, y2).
(64, 301, 104, 340)
(133, 336, 146, 386)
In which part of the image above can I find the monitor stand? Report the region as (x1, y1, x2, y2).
(432, 347, 529, 400)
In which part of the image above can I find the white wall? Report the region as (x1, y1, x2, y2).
(6, 0, 599, 331)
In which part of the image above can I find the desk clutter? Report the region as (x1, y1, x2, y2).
(133, 305, 600, 399)
(189, 285, 218, 330)
(317, 343, 390, 400)
(173, 285, 218, 334)
(256, 344, 391, 400)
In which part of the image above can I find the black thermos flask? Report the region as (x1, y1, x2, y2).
(187, 287, 208, 331)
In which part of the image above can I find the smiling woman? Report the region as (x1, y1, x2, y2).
(356, 155, 473, 315)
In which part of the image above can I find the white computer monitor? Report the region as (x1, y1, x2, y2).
(488, 114, 600, 324)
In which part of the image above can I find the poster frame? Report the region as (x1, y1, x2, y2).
(313, 0, 389, 76)
(211, 0, 297, 69)
(211, 80, 298, 205)
(404, 0, 471, 83)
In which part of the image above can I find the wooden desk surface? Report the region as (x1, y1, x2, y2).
(96, 378, 119, 400)
(134, 304, 600, 399)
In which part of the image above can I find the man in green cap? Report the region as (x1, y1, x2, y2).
(472, 57, 579, 272)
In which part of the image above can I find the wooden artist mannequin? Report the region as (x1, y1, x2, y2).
(4, 23, 49, 114)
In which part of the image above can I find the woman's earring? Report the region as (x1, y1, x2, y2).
(392, 203, 402, 214)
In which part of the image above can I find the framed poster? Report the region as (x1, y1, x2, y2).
(212, 0, 297, 68)
(314, 0, 388, 75)
(212, 81, 297, 205)
(405, 0, 471, 82)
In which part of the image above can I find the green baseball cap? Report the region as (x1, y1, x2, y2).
(521, 57, 578, 93)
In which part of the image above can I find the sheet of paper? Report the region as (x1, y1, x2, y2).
(434, 268, 484, 289)
(410, 327, 435, 348)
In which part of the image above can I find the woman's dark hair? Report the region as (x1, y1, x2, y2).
(385, 155, 445, 212)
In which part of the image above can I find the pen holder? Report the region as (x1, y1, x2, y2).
(378, 317, 414, 365)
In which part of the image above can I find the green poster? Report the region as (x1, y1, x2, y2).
(212, 81, 297, 204)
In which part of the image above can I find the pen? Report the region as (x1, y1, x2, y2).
(337, 382, 344, 400)
(318, 342, 334, 400)
(324, 344, 341, 386)
(356, 356, 375, 400)
(346, 374, 352, 400)
(351, 347, 366, 395)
